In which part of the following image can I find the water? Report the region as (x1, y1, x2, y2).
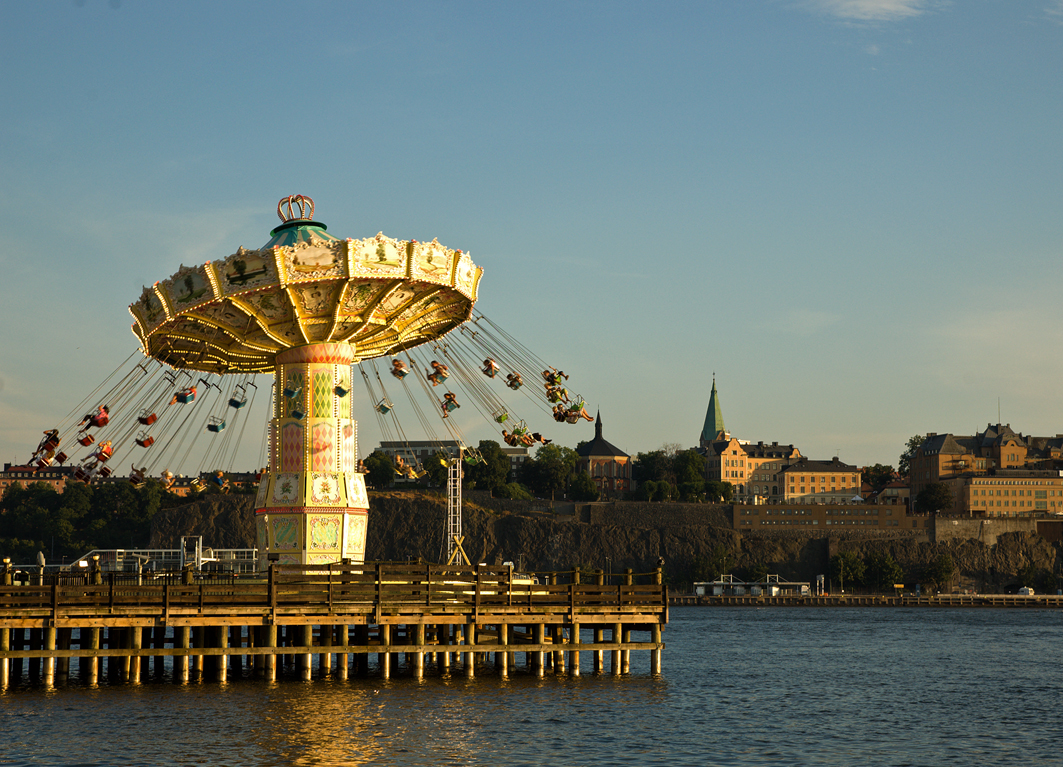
(2, 608, 1062, 766)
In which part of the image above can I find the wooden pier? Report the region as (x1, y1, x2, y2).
(0, 563, 667, 687)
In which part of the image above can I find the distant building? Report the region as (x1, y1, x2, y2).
(697, 378, 860, 504)
(779, 457, 861, 505)
(0, 463, 74, 494)
(910, 423, 1063, 516)
(872, 480, 910, 510)
(0, 463, 242, 498)
(575, 413, 632, 499)
(733, 502, 923, 530)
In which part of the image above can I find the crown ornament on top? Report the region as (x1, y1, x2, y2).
(277, 194, 315, 223)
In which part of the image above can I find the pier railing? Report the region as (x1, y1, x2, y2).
(0, 563, 666, 622)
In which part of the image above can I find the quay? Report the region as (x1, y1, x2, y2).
(670, 593, 1063, 608)
(0, 562, 666, 687)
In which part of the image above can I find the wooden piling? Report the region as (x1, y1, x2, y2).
(337, 625, 349, 680)
(298, 625, 312, 681)
(414, 623, 425, 679)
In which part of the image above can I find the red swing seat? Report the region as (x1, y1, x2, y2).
(78, 433, 95, 447)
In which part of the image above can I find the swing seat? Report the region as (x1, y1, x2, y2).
(282, 387, 301, 399)
(36, 457, 52, 470)
(211, 475, 226, 487)
(228, 396, 247, 409)
(464, 455, 482, 465)
(291, 409, 305, 420)
(333, 385, 349, 398)
(98, 466, 112, 478)
(42, 436, 60, 452)
(89, 413, 109, 428)
(138, 411, 157, 426)
(176, 391, 195, 404)
(376, 402, 392, 415)
(78, 433, 95, 447)
(129, 474, 144, 486)
(191, 477, 203, 488)
(97, 448, 113, 462)
(207, 418, 226, 433)
(443, 400, 459, 412)
(136, 435, 155, 448)
(507, 380, 522, 390)
(494, 411, 509, 424)
(55, 452, 68, 465)
(391, 368, 409, 379)
(73, 467, 90, 483)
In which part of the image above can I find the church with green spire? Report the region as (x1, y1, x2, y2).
(700, 377, 728, 447)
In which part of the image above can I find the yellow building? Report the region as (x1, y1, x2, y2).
(779, 457, 861, 504)
(699, 378, 861, 504)
(911, 423, 1063, 516)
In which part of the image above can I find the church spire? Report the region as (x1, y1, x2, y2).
(700, 376, 726, 447)
(595, 410, 603, 441)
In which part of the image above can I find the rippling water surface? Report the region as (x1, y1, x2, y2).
(2, 608, 1062, 766)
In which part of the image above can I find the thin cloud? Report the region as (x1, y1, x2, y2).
(1047, 0, 1063, 23)
(797, 0, 930, 22)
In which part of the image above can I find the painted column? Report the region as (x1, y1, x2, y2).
(255, 343, 369, 568)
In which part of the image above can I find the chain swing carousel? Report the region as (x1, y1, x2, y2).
(25, 196, 593, 569)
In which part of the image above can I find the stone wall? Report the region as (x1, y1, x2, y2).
(931, 517, 1038, 546)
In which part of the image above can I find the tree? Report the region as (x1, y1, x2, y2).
(569, 471, 600, 502)
(690, 545, 733, 583)
(633, 450, 674, 485)
(830, 551, 865, 592)
(916, 482, 953, 515)
(898, 434, 925, 479)
(424, 450, 451, 487)
(923, 553, 956, 592)
(463, 440, 510, 494)
(363, 451, 394, 489)
(494, 482, 533, 500)
(674, 450, 707, 485)
(519, 444, 578, 499)
(677, 481, 705, 502)
(864, 551, 904, 591)
(862, 464, 895, 493)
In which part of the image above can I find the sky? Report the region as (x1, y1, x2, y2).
(1, 0, 1062, 475)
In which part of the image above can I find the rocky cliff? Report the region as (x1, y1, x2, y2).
(149, 492, 1062, 592)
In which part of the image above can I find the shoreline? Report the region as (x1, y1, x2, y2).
(670, 593, 1063, 608)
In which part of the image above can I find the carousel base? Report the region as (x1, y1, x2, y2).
(254, 471, 369, 568)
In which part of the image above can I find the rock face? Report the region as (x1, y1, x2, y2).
(149, 495, 257, 549)
(150, 493, 1062, 591)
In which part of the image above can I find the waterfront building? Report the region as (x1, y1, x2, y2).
(574, 413, 632, 499)
(910, 423, 1063, 516)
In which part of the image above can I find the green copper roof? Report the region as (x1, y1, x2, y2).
(261, 219, 340, 250)
(700, 378, 726, 445)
